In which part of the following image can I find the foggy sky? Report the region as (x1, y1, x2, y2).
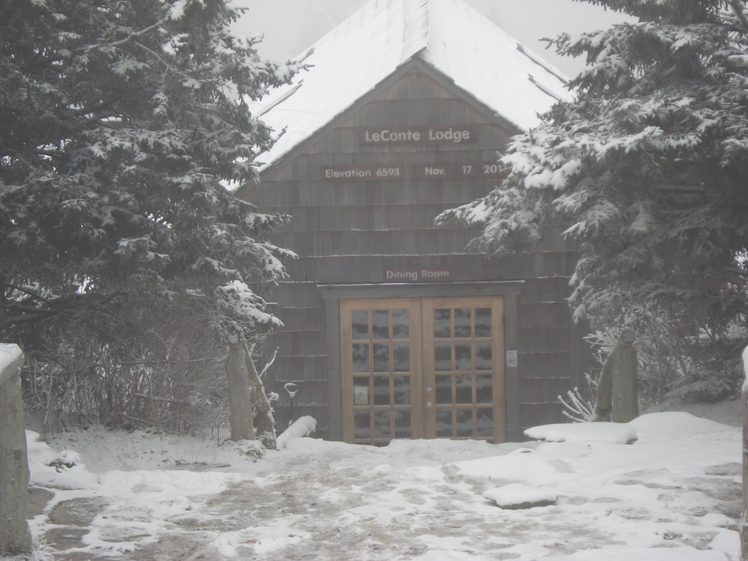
(232, 0, 633, 78)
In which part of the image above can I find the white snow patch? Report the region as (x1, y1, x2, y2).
(0, 343, 23, 371)
(630, 411, 734, 437)
(52, 449, 82, 467)
(275, 415, 317, 449)
(27, 430, 99, 490)
(253, 523, 311, 555)
(525, 422, 638, 444)
(483, 483, 558, 508)
(166, 0, 188, 20)
(0, 343, 23, 385)
(213, 520, 311, 557)
(452, 447, 568, 484)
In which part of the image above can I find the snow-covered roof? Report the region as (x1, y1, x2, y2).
(250, 0, 570, 171)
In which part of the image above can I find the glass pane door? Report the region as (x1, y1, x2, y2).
(340, 296, 504, 444)
(340, 299, 423, 444)
(422, 297, 505, 441)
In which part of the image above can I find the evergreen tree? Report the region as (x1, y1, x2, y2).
(439, 0, 748, 399)
(0, 0, 297, 341)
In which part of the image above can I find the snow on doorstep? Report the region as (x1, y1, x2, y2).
(524, 421, 638, 444)
(247, 0, 569, 171)
(483, 483, 557, 509)
(275, 415, 317, 449)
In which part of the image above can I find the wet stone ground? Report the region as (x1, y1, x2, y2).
(26, 461, 742, 561)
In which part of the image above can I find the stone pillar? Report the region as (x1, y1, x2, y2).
(0, 344, 31, 555)
(594, 329, 639, 423)
(741, 346, 748, 560)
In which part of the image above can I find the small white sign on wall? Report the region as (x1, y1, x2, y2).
(506, 348, 518, 368)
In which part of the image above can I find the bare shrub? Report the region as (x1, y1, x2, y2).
(563, 303, 747, 421)
(22, 301, 234, 436)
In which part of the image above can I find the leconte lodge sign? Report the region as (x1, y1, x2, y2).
(322, 126, 507, 181)
(358, 126, 478, 144)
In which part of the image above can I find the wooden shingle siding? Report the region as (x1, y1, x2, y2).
(518, 303, 570, 329)
(274, 356, 327, 381)
(274, 307, 326, 332)
(518, 327, 572, 354)
(244, 67, 583, 438)
(519, 403, 566, 431)
(272, 330, 326, 357)
(520, 278, 574, 303)
(520, 378, 573, 403)
(518, 351, 574, 377)
(272, 282, 323, 307)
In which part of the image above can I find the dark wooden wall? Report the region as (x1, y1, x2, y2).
(241, 65, 584, 439)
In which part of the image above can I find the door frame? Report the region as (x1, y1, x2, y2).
(320, 281, 524, 442)
(421, 296, 505, 441)
(340, 298, 425, 442)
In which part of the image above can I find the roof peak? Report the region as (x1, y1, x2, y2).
(251, 0, 570, 170)
(400, 0, 430, 65)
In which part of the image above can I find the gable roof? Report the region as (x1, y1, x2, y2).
(249, 0, 570, 171)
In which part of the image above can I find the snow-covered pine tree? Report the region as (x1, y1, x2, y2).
(438, 0, 748, 400)
(0, 0, 299, 439)
(0, 0, 296, 338)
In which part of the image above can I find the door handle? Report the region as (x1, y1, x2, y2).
(425, 387, 433, 395)
(426, 401, 433, 409)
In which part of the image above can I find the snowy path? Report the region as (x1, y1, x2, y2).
(18, 412, 742, 560)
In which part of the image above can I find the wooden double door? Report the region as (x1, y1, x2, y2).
(340, 296, 505, 444)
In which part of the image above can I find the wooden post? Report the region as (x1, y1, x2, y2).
(225, 341, 255, 441)
(0, 344, 31, 555)
(226, 338, 279, 447)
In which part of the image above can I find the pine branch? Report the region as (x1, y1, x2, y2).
(133, 40, 192, 81)
(75, 18, 171, 55)
(4, 290, 124, 328)
(5, 310, 61, 325)
(3, 284, 56, 305)
(729, 0, 748, 33)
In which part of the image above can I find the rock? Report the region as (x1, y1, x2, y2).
(27, 487, 55, 518)
(44, 527, 90, 551)
(48, 497, 108, 526)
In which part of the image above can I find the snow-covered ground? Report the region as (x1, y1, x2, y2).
(8, 401, 743, 561)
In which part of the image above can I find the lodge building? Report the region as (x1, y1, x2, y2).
(237, 0, 586, 444)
